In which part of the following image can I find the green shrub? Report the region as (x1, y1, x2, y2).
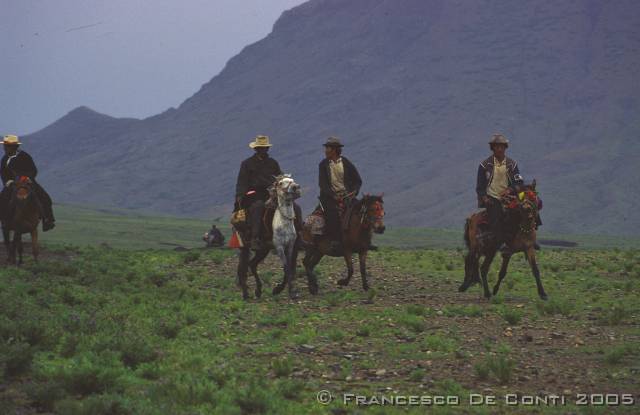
(474, 360, 490, 380)
(399, 314, 425, 333)
(157, 319, 182, 339)
(0, 341, 34, 377)
(118, 336, 159, 368)
(271, 357, 294, 377)
(356, 325, 371, 337)
(183, 251, 201, 264)
(55, 355, 125, 396)
(26, 381, 66, 412)
(604, 345, 631, 365)
(234, 381, 271, 414)
(501, 308, 523, 325)
(277, 379, 304, 400)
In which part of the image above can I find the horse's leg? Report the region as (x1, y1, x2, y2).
(15, 232, 23, 266)
(31, 229, 39, 263)
(273, 246, 289, 296)
(479, 249, 496, 299)
(286, 241, 299, 299)
(337, 249, 354, 287)
(237, 248, 251, 300)
(2, 226, 12, 264)
(359, 250, 370, 291)
(303, 248, 322, 295)
(492, 252, 512, 296)
(525, 246, 548, 300)
(250, 248, 269, 299)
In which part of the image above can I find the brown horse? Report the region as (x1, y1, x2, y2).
(302, 194, 385, 293)
(458, 181, 547, 300)
(2, 176, 40, 265)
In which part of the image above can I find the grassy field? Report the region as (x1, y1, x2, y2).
(1, 205, 639, 414)
(41, 204, 640, 251)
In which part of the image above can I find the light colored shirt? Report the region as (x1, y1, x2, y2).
(487, 157, 508, 199)
(329, 157, 346, 194)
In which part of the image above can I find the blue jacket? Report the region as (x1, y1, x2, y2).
(476, 156, 522, 207)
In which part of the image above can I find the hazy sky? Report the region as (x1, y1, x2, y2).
(1, 0, 306, 134)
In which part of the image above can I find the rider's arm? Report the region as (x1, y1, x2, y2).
(476, 164, 488, 202)
(350, 159, 362, 195)
(235, 160, 249, 200)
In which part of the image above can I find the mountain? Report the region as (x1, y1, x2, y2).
(24, 0, 640, 235)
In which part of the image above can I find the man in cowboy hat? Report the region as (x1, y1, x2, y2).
(0, 135, 55, 231)
(235, 135, 282, 250)
(318, 137, 362, 250)
(476, 133, 523, 244)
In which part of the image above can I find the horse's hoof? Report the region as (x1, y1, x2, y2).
(492, 287, 500, 296)
(539, 293, 548, 301)
(362, 283, 370, 291)
(484, 292, 492, 300)
(272, 284, 285, 296)
(255, 287, 262, 299)
(242, 292, 250, 301)
(458, 283, 469, 292)
(309, 285, 319, 295)
(337, 278, 349, 287)
(288, 291, 299, 300)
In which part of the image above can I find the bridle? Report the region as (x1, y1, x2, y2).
(359, 198, 385, 229)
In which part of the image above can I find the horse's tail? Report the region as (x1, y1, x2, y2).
(464, 218, 471, 249)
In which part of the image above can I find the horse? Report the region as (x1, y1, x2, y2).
(1, 176, 41, 265)
(458, 180, 548, 300)
(302, 194, 385, 293)
(236, 174, 302, 300)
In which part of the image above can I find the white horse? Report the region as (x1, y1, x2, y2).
(271, 174, 302, 298)
(237, 174, 302, 300)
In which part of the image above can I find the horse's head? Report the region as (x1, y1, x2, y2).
(362, 193, 386, 234)
(13, 176, 33, 203)
(273, 174, 301, 202)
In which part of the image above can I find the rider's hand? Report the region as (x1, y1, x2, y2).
(5, 180, 14, 187)
(482, 195, 490, 205)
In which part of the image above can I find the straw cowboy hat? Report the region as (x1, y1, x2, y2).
(322, 136, 344, 148)
(2, 135, 21, 145)
(249, 135, 272, 148)
(488, 133, 509, 148)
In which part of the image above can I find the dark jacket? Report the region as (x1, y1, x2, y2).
(319, 156, 362, 199)
(1, 150, 38, 186)
(476, 156, 522, 207)
(235, 154, 282, 199)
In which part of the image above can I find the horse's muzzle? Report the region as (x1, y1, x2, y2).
(374, 225, 386, 234)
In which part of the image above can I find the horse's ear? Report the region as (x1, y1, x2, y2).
(531, 179, 536, 190)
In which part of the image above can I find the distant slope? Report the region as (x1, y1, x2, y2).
(25, 0, 640, 235)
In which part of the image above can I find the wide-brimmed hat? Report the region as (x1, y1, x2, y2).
(488, 133, 509, 147)
(323, 136, 344, 148)
(2, 135, 21, 145)
(249, 135, 272, 148)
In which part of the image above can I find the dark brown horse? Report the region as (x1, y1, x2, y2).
(302, 194, 385, 293)
(458, 181, 547, 300)
(2, 176, 40, 265)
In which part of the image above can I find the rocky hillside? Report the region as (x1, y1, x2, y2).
(25, 0, 640, 235)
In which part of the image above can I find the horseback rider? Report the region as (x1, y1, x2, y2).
(0, 135, 55, 231)
(235, 135, 282, 250)
(476, 134, 522, 244)
(318, 137, 362, 251)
